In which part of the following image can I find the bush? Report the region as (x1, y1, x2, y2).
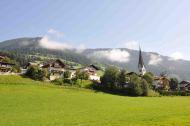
(51, 78, 63, 85)
(63, 70, 71, 79)
(147, 90, 160, 97)
(25, 66, 48, 81)
(63, 78, 72, 84)
(159, 90, 190, 96)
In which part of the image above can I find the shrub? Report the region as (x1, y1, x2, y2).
(63, 70, 71, 79)
(25, 66, 48, 81)
(159, 90, 190, 96)
(147, 90, 160, 97)
(51, 78, 63, 85)
(142, 72, 154, 88)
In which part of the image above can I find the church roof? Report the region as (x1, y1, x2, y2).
(138, 47, 146, 72)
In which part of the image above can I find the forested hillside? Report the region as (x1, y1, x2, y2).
(0, 37, 190, 80)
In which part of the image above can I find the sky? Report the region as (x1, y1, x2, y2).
(0, 0, 190, 60)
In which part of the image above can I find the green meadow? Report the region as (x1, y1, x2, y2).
(0, 75, 190, 126)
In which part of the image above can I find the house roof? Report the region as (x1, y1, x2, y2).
(126, 72, 138, 76)
(42, 59, 66, 68)
(0, 56, 5, 59)
(154, 76, 170, 81)
(88, 64, 100, 70)
(179, 81, 190, 87)
(0, 61, 15, 66)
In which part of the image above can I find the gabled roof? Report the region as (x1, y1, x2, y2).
(180, 81, 190, 84)
(179, 81, 190, 87)
(0, 61, 15, 66)
(42, 59, 66, 68)
(126, 72, 138, 76)
(154, 76, 170, 81)
(88, 64, 100, 70)
(0, 56, 5, 59)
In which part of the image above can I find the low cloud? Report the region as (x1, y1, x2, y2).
(39, 36, 73, 50)
(47, 28, 64, 37)
(170, 52, 184, 60)
(148, 54, 163, 65)
(123, 41, 139, 50)
(92, 49, 130, 63)
(39, 29, 86, 52)
(76, 44, 86, 53)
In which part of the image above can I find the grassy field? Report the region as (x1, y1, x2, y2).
(0, 75, 190, 126)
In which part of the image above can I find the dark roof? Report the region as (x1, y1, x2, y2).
(138, 47, 146, 72)
(42, 59, 65, 68)
(126, 72, 138, 76)
(0, 56, 5, 59)
(179, 81, 190, 87)
(89, 64, 100, 70)
(180, 81, 190, 84)
(0, 61, 15, 66)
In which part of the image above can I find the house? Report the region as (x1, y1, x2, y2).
(25, 62, 43, 68)
(82, 64, 100, 75)
(42, 59, 66, 80)
(81, 64, 101, 81)
(0, 56, 15, 73)
(153, 76, 170, 90)
(179, 81, 190, 91)
(0, 61, 15, 73)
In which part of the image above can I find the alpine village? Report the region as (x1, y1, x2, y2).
(0, 47, 189, 97)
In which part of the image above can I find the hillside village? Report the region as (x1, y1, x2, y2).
(0, 48, 190, 94)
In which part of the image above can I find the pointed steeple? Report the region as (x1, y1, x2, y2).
(138, 46, 146, 75)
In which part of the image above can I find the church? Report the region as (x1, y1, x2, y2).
(138, 47, 146, 75)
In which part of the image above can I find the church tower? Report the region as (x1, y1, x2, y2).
(138, 47, 146, 75)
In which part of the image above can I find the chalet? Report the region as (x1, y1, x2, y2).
(179, 81, 190, 91)
(153, 76, 170, 90)
(26, 62, 43, 68)
(82, 64, 100, 75)
(0, 56, 15, 73)
(81, 64, 101, 81)
(42, 59, 66, 80)
(0, 61, 15, 73)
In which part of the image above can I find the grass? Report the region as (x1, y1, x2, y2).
(0, 75, 190, 126)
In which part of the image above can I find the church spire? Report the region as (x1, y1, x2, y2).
(138, 46, 146, 75)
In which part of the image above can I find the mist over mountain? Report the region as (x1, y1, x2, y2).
(0, 37, 189, 80)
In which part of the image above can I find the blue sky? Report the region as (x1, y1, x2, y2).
(0, 0, 190, 60)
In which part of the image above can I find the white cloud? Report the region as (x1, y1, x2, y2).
(170, 52, 184, 60)
(76, 44, 86, 53)
(39, 29, 87, 52)
(92, 49, 130, 62)
(123, 41, 139, 50)
(47, 28, 64, 37)
(39, 36, 73, 50)
(148, 54, 163, 65)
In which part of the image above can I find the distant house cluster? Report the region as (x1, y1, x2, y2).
(26, 59, 101, 81)
(136, 48, 190, 91)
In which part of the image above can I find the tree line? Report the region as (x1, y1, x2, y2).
(96, 66, 180, 96)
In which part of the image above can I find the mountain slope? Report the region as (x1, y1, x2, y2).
(0, 37, 92, 66)
(83, 48, 190, 80)
(0, 37, 190, 80)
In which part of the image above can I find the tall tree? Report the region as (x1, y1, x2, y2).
(118, 69, 127, 88)
(169, 78, 179, 90)
(101, 66, 119, 89)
